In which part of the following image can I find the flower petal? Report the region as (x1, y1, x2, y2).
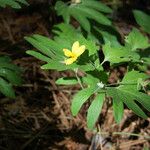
(63, 49, 73, 57)
(64, 57, 77, 65)
(72, 41, 80, 53)
(73, 45, 86, 57)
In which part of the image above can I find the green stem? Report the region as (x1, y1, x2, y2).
(74, 68, 84, 89)
(106, 82, 137, 87)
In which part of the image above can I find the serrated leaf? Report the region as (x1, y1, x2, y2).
(125, 28, 150, 51)
(106, 70, 150, 121)
(76, 5, 111, 26)
(121, 70, 148, 90)
(107, 88, 148, 120)
(107, 70, 150, 122)
(0, 77, 15, 98)
(102, 43, 130, 64)
(71, 87, 96, 116)
(87, 93, 105, 129)
(133, 10, 150, 34)
(56, 77, 78, 85)
(102, 41, 141, 64)
(55, 0, 112, 32)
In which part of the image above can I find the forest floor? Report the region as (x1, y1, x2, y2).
(0, 1, 150, 150)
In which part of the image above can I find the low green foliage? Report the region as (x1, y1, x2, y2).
(25, 23, 99, 72)
(0, 0, 28, 9)
(102, 28, 150, 65)
(55, 0, 112, 32)
(0, 56, 22, 98)
(25, 0, 150, 130)
(133, 10, 150, 34)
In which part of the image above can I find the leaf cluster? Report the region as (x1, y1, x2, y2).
(0, 0, 28, 9)
(0, 56, 22, 98)
(55, 0, 112, 32)
(25, 1, 150, 130)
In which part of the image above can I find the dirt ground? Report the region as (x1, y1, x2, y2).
(0, 1, 150, 150)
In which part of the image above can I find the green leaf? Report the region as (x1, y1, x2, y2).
(56, 77, 78, 85)
(41, 60, 67, 71)
(32, 34, 63, 56)
(55, 1, 70, 23)
(107, 70, 150, 122)
(0, 62, 21, 73)
(0, 56, 11, 63)
(26, 50, 52, 62)
(107, 88, 148, 120)
(0, 77, 15, 98)
(87, 93, 105, 129)
(16, 0, 28, 5)
(142, 57, 150, 64)
(134, 92, 150, 112)
(125, 28, 150, 51)
(133, 10, 150, 34)
(113, 98, 124, 124)
(26, 23, 98, 70)
(55, 0, 112, 32)
(25, 36, 58, 59)
(0, 0, 28, 9)
(107, 87, 124, 123)
(102, 41, 142, 64)
(106, 70, 150, 122)
(94, 27, 121, 47)
(82, 0, 112, 13)
(76, 5, 111, 26)
(70, 7, 91, 32)
(102, 43, 130, 64)
(0, 68, 22, 85)
(121, 70, 148, 90)
(82, 74, 99, 88)
(71, 87, 96, 116)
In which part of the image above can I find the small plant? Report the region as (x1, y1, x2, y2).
(55, 0, 112, 32)
(0, 0, 28, 9)
(0, 2, 24, 98)
(0, 56, 22, 98)
(26, 21, 150, 129)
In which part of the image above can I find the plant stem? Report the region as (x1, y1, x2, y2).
(74, 68, 84, 89)
(106, 82, 137, 87)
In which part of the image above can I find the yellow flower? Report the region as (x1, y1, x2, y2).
(63, 41, 86, 65)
